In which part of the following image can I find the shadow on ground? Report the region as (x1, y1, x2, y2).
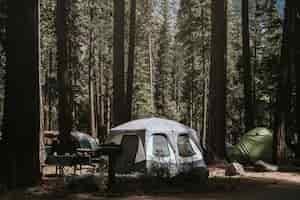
(1, 171, 300, 200)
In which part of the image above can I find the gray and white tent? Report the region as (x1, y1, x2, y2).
(106, 118, 208, 178)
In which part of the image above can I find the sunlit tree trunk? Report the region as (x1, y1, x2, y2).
(88, 0, 96, 137)
(96, 40, 106, 142)
(56, 0, 74, 152)
(149, 32, 154, 112)
(200, 6, 208, 149)
(189, 48, 195, 129)
(48, 49, 53, 130)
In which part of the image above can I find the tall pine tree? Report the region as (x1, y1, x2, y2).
(207, 0, 227, 162)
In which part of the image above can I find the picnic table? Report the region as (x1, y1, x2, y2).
(46, 154, 77, 176)
(46, 151, 94, 176)
(76, 148, 95, 154)
(75, 148, 97, 172)
(45, 143, 121, 191)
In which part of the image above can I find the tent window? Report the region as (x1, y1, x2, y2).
(152, 134, 170, 157)
(178, 135, 195, 157)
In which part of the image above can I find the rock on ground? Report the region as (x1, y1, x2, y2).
(254, 160, 278, 172)
(225, 162, 245, 176)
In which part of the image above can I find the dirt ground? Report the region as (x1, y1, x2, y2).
(1, 166, 300, 200)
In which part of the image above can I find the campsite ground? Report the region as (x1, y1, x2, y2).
(1, 166, 300, 200)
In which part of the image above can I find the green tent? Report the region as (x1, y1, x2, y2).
(227, 127, 273, 163)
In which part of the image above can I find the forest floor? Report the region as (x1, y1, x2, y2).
(1, 165, 300, 200)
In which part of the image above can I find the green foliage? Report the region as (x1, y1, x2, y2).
(0, 0, 285, 148)
(40, 0, 114, 132)
(132, 0, 155, 119)
(254, 1, 282, 127)
(226, 0, 282, 142)
(155, 0, 178, 119)
(226, 0, 244, 140)
(175, 0, 210, 129)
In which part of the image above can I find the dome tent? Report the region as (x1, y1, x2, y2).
(227, 127, 273, 163)
(106, 118, 208, 179)
(71, 131, 98, 151)
(44, 130, 98, 151)
(44, 131, 98, 157)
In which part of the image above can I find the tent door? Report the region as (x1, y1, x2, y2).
(116, 135, 139, 173)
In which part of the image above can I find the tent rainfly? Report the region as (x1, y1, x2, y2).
(106, 118, 208, 178)
(227, 127, 274, 163)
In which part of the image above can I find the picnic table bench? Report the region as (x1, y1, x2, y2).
(46, 152, 94, 176)
(46, 154, 77, 176)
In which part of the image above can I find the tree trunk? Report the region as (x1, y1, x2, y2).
(105, 88, 111, 134)
(113, 0, 126, 126)
(56, 0, 73, 152)
(89, 76, 96, 137)
(95, 65, 99, 136)
(201, 7, 208, 149)
(273, 0, 293, 164)
(242, 0, 255, 131)
(295, 1, 300, 158)
(72, 46, 79, 129)
(189, 48, 195, 129)
(44, 62, 49, 131)
(126, 0, 136, 122)
(88, 1, 96, 138)
(68, 39, 75, 130)
(207, 0, 227, 162)
(1, 0, 41, 188)
(97, 42, 106, 142)
(48, 49, 53, 130)
(202, 78, 208, 148)
(149, 32, 154, 113)
(202, 59, 208, 149)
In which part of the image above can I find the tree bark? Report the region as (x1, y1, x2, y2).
(126, 0, 136, 122)
(113, 0, 126, 126)
(88, 1, 96, 137)
(242, 0, 255, 131)
(202, 55, 208, 150)
(44, 62, 49, 131)
(295, 1, 300, 157)
(96, 41, 106, 142)
(1, 0, 41, 188)
(207, 0, 227, 162)
(200, 7, 208, 149)
(149, 32, 154, 113)
(56, 0, 74, 152)
(105, 85, 111, 134)
(48, 49, 53, 130)
(274, 0, 293, 164)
